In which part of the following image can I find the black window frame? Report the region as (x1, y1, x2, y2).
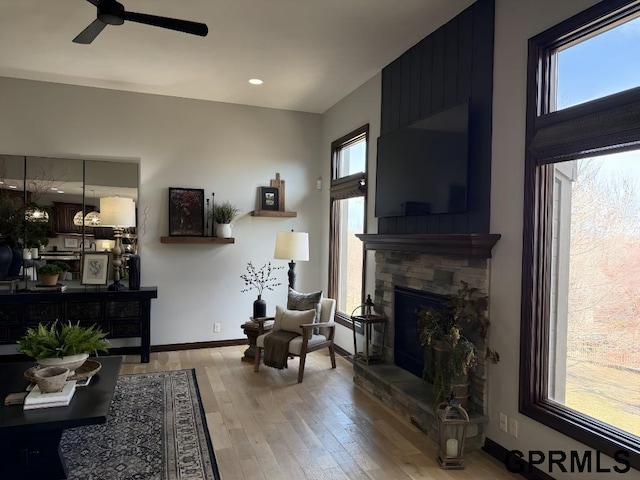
(520, 0, 640, 469)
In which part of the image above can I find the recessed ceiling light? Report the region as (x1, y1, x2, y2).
(9, 185, 17, 189)
(51, 187, 58, 190)
(249, 78, 263, 85)
(57, 190, 65, 194)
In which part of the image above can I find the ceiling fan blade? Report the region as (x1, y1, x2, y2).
(73, 19, 108, 44)
(123, 11, 208, 37)
(85, 0, 101, 7)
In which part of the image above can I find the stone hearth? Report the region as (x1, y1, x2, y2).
(353, 233, 499, 450)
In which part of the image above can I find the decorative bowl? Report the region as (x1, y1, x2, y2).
(37, 352, 89, 376)
(34, 366, 69, 393)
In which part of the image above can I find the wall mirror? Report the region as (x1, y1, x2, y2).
(0, 155, 138, 282)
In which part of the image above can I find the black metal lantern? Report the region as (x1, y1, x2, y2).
(351, 294, 387, 364)
(435, 398, 469, 469)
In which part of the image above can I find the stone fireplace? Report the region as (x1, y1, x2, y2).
(353, 233, 500, 449)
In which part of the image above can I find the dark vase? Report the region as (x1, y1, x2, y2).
(0, 245, 11, 280)
(253, 295, 266, 319)
(7, 248, 22, 278)
(128, 254, 141, 290)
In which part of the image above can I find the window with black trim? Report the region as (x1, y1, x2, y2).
(329, 125, 368, 326)
(521, 0, 640, 468)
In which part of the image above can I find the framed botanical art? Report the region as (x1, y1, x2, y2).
(168, 187, 205, 236)
(81, 252, 110, 285)
(260, 187, 279, 211)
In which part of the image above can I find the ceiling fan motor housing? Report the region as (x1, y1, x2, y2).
(97, 0, 125, 26)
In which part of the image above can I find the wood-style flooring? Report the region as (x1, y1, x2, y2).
(119, 346, 519, 480)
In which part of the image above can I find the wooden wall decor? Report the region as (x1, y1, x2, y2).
(270, 173, 285, 212)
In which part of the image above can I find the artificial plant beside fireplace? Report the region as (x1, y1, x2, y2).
(417, 281, 500, 406)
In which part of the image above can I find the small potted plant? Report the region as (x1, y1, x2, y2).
(209, 201, 240, 238)
(51, 261, 71, 281)
(37, 263, 63, 286)
(17, 320, 109, 374)
(417, 281, 500, 407)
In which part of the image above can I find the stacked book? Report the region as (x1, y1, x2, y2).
(24, 380, 77, 410)
(30, 283, 67, 292)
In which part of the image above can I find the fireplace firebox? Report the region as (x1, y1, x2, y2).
(394, 286, 446, 378)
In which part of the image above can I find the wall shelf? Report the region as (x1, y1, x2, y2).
(250, 210, 297, 218)
(160, 236, 235, 244)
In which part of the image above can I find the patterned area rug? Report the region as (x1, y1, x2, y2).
(61, 369, 220, 480)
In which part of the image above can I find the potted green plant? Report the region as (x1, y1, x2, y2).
(209, 201, 240, 238)
(51, 261, 71, 281)
(17, 320, 109, 374)
(417, 281, 500, 407)
(37, 263, 63, 286)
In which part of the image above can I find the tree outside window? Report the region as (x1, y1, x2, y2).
(521, 1, 640, 467)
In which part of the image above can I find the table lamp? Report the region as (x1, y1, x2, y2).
(274, 230, 309, 290)
(100, 196, 136, 291)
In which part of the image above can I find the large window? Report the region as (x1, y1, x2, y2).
(329, 125, 368, 324)
(521, 0, 640, 468)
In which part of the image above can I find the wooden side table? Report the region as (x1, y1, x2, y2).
(241, 317, 274, 362)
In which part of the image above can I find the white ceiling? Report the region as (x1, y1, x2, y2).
(0, 0, 475, 113)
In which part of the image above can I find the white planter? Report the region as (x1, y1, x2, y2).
(37, 352, 89, 375)
(216, 223, 232, 238)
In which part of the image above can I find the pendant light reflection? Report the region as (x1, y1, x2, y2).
(73, 190, 101, 226)
(25, 207, 49, 223)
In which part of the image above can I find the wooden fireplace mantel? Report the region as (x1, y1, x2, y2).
(356, 233, 501, 258)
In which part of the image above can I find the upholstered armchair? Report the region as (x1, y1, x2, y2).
(254, 297, 336, 383)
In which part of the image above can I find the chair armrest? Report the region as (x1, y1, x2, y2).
(300, 322, 335, 330)
(253, 316, 275, 323)
(253, 316, 275, 335)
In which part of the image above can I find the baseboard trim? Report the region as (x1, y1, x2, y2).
(483, 438, 556, 480)
(1, 338, 336, 363)
(151, 339, 248, 353)
(333, 344, 351, 360)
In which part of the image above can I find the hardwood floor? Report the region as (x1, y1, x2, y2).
(119, 346, 519, 480)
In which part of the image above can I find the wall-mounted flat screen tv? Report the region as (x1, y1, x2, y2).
(375, 100, 469, 218)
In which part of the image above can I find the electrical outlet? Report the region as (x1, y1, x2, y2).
(214, 323, 221, 333)
(508, 418, 518, 438)
(499, 413, 508, 432)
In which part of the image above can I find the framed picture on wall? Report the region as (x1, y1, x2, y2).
(81, 252, 110, 285)
(168, 187, 205, 236)
(260, 187, 279, 211)
(64, 237, 79, 249)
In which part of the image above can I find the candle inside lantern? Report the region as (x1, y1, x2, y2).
(446, 438, 459, 457)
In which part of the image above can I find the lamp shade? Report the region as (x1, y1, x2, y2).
(274, 231, 309, 261)
(99, 197, 136, 227)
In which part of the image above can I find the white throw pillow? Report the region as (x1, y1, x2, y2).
(273, 305, 316, 339)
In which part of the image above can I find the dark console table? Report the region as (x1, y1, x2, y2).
(0, 287, 158, 363)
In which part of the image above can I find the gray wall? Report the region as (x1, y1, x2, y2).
(0, 77, 323, 348)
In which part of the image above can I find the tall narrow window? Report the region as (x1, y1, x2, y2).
(329, 125, 368, 324)
(521, 1, 640, 468)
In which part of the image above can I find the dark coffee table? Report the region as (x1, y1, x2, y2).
(0, 355, 122, 480)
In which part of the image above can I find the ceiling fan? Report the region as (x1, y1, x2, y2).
(73, 0, 208, 44)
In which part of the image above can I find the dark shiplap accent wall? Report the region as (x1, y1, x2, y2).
(378, 0, 495, 234)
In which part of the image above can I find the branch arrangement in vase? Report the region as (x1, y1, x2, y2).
(240, 261, 284, 296)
